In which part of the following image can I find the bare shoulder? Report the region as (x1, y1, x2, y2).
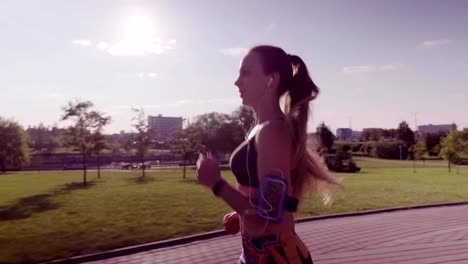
(255, 120, 291, 148)
(254, 120, 292, 178)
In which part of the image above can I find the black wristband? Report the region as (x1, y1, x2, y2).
(212, 179, 226, 196)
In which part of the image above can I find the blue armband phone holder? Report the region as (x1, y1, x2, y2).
(257, 175, 288, 223)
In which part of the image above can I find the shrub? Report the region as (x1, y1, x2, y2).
(371, 141, 409, 160)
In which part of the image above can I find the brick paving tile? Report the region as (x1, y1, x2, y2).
(84, 205, 468, 264)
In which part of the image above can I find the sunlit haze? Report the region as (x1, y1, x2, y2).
(1, 0, 467, 134)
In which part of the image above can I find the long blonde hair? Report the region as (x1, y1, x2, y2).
(250, 45, 340, 203)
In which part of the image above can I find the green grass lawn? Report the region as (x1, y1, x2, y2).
(1, 158, 468, 263)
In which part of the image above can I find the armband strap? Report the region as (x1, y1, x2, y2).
(256, 175, 298, 223)
(284, 196, 298, 212)
(212, 179, 227, 196)
(254, 196, 298, 211)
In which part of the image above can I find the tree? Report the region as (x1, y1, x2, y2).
(61, 99, 108, 185)
(461, 128, 468, 142)
(49, 125, 66, 150)
(170, 126, 204, 179)
(424, 132, 447, 156)
(27, 123, 60, 172)
(371, 141, 408, 160)
(0, 118, 30, 173)
(440, 130, 463, 173)
(231, 105, 256, 134)
(130, 108, 153, 178)
(89, 111, 111, 179)
(29, 123, 48, 153)
(413, 138, 428, 166)
(28, 123, 48, 173)
(90, 132, 109, 179)
(191, 112, 231, 152)
(122, 135, 135, 155)
(462, 130, 468, 155)
(387, 129, 397, 139)
(361, 128, 385, 141)
(45, 137, 60, 153)
(27, 124, 62, 154)
(316, 122, 335, 152)
(213, 122, 245, 155)
(396, 121, 415, 147)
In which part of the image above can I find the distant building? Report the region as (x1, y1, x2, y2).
(417, 124, 456, 136)
(351, 130, 362, 140)
(336, 128, 352, 141)
(148, 114, 183, 143)
(336, 128, 362, 141)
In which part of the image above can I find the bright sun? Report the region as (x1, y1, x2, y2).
(108, 10, 172, 56)
(123, 12, 157, 44)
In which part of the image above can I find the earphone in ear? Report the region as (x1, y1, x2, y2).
(267, 77, 273, 88)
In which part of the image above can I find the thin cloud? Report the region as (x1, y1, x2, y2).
(421, 39, 452, 48)
(343, 66, 372, 74)
(107, 38, 175, 56)
(137, 72, 159, 79)
(72, 39, 92, 47)
(219, 47, 249, 57)
(96, 42, 109, 50)
(72, 38, 175, 56)
(378, 64, 397, 71)
(167, 99, 193, 107)
(343, 64, 399, 74)
(148, 72, 158, 78)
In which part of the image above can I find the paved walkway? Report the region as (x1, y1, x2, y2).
(85, 205, 468, 264)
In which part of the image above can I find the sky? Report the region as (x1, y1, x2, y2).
(1, 0, 467, 134)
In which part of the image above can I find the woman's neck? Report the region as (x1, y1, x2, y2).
(254, 97, 285, 124)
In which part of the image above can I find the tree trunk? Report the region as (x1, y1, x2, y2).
(448, 160, 451, 173)
(413, 158, 416, 173)
(37, 153, 42, 174)
(183, 153, 187, 180)
(141, 154, 145, 178)
(0, 160, 6, 173)
(97, 153, 101, 179)
(82, 152, 87, 185)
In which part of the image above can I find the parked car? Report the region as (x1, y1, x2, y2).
(121, 162, 152, 169)
(120, 162, 132, 169)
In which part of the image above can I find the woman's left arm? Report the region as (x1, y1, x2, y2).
(196, 122, 292, 218)
(253, 122, 292, 222)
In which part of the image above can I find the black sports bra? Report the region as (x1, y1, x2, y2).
(229, 132, 299, 212)
(230, 135, 259, 187)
